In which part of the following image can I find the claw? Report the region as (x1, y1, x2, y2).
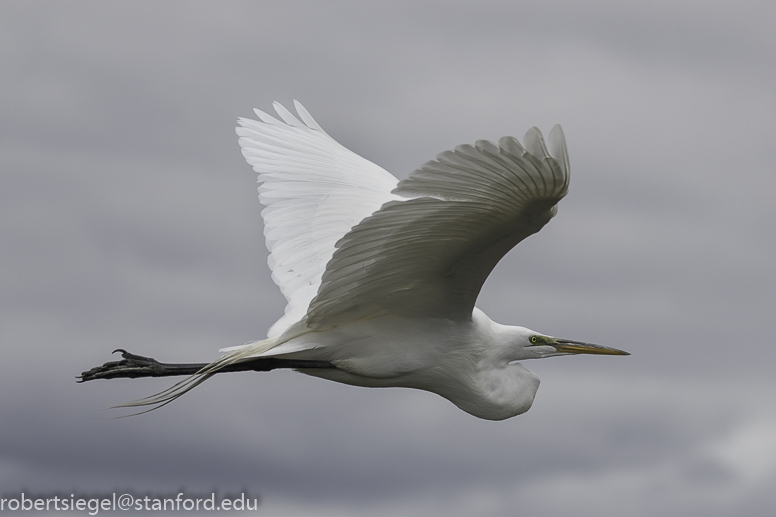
(77, 350, 164, 382)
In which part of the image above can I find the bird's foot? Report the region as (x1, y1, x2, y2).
(77, 349, 176, 382)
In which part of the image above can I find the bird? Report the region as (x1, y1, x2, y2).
(81, 101, 629, 420)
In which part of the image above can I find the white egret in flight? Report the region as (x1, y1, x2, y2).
(79, 101, 628, 420)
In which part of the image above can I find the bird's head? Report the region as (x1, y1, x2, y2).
(502, 327, 630, 361)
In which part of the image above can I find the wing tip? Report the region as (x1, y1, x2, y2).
(547, 124, 569, 173)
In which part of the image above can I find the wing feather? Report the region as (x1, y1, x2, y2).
(237, 103, 569, 339)
(305, 126, 569, 329)
(236, 102, 398, 338)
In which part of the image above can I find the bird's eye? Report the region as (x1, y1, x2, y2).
(530, 336, 538, 344)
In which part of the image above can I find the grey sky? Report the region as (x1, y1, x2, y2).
(2, 1, 775, 515)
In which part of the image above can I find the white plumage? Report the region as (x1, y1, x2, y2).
(235, 101, 399, 338)
(128, 101, 628, 420)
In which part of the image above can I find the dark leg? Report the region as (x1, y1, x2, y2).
(77, 349, 335, 382)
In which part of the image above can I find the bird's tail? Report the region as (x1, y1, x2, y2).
(111, 338, 279, 416)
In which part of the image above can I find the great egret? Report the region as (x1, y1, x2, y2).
(79, 101, 628, 420)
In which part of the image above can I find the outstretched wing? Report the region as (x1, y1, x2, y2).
(305, 126, 569, 329)
(236, 101, 399, 338)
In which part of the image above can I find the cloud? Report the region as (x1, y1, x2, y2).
(1, 1, 775, 515)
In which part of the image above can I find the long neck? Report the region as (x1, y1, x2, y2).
(440, 313, 541, 420)
(450, 362, 540, 420)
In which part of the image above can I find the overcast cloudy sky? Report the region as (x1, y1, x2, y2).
(2, 1, 775, 515)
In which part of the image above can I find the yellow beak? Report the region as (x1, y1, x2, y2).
(552, 339, 630, 356)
